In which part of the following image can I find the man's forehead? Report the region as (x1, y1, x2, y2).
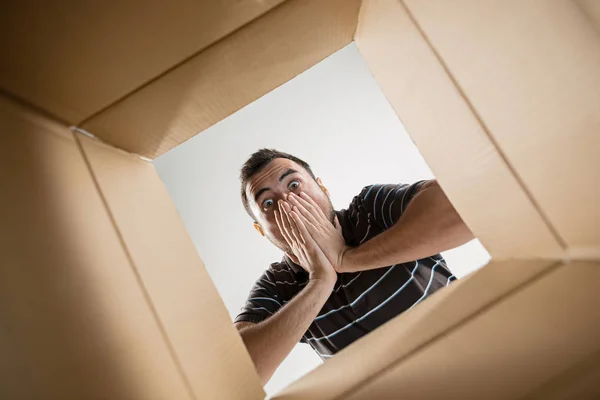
(246, 159, 304, 197)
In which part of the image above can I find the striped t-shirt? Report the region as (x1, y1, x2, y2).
(234, 182, 456, 359)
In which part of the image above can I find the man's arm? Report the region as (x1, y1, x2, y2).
(286, 181, 474, 274)
(235, 277, 334, 385)
(341, 180, 474, 272)
(235, 199, 337, 385)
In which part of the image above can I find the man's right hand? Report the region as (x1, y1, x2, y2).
(236, 200, 337, 385)
(275, 200, 337, 285)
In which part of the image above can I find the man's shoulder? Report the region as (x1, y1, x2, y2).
(350, 182, 428, 207)
(340, 182, 426, 238)
(345, 183, 408, 210)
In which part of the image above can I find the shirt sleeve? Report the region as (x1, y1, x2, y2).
(353, 182, 427, 232)
(234, 268, 285, 325)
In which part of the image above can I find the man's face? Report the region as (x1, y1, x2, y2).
(246, 158, 334, 253)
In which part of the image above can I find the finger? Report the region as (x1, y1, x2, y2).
(285, 251, 300, 265)
(280, 210, 307, 266)
(299, 192, 329, 220)
(287, 193, 319, 226)
(289, 211, 313, 261)
(282, 202, 305, 244)
(289, 210, 316, 248)
(297, 192, 329, 221)
(287, 249, 310, 273)
(278, 202, 295, 244)
(274, 209, 293, 245)
(290, 210, 326, 268)
(277, 202, 297, 246)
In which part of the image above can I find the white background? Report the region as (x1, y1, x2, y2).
(154, 43, 491, 397)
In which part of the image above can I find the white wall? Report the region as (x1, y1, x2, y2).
(154, 43, 491, 397)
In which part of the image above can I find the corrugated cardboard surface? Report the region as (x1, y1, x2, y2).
(272, 259, 556, 399)
(77, 135, 264, 400)
(0, 95, 192, 399)
(0, 0, 284, 123)
(523, 349, 600, 400)
(404, 0, 600, 258)
(3, 1, 598, 398)
(577, 0, 600, 36)
(81, 0, 361, 158)
(345, 261, 600, 400)
(354, 0, 563, 260)
(274, 260, 600, 400)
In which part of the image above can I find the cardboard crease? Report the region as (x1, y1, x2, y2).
(73, 132, 198, 400)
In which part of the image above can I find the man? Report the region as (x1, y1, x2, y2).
(234, 149, 473, 385)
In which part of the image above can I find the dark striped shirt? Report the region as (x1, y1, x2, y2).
(235, 182, 456, 359)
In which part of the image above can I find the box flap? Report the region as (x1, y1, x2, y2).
(345, 261, 600, 399)
(576, 0, 600, 35)
(0, 0, 284, 123)
(522, 348, 600, 400)
(80, 0, 361, 158)
(77, 135, 265, 400)
(272, 260, 556, 399)
(355, 0, 564, 260)
(404, 0, 600, 258)
(0, 95, 192, 399)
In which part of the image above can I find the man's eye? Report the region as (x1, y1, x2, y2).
(289, 181, 300, 190)
(263, 199, 274, 209)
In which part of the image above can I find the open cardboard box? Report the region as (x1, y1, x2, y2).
(1, 0, 599, 398)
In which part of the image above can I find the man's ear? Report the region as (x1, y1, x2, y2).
(253, 222, 265, 237)
(316, 177, 330, 196)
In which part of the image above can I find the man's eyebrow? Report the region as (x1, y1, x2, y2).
(254, 187, 270, 204)
(279, 169, 299, 182)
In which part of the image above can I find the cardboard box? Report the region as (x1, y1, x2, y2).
(273, 259, 600, 399)
(0, 96, 263, 399)
(0, 0, 598, 398)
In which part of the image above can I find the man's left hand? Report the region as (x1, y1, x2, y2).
(286, 192, 350, 273)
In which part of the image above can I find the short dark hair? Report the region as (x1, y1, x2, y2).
(240, 148, 316, 221)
